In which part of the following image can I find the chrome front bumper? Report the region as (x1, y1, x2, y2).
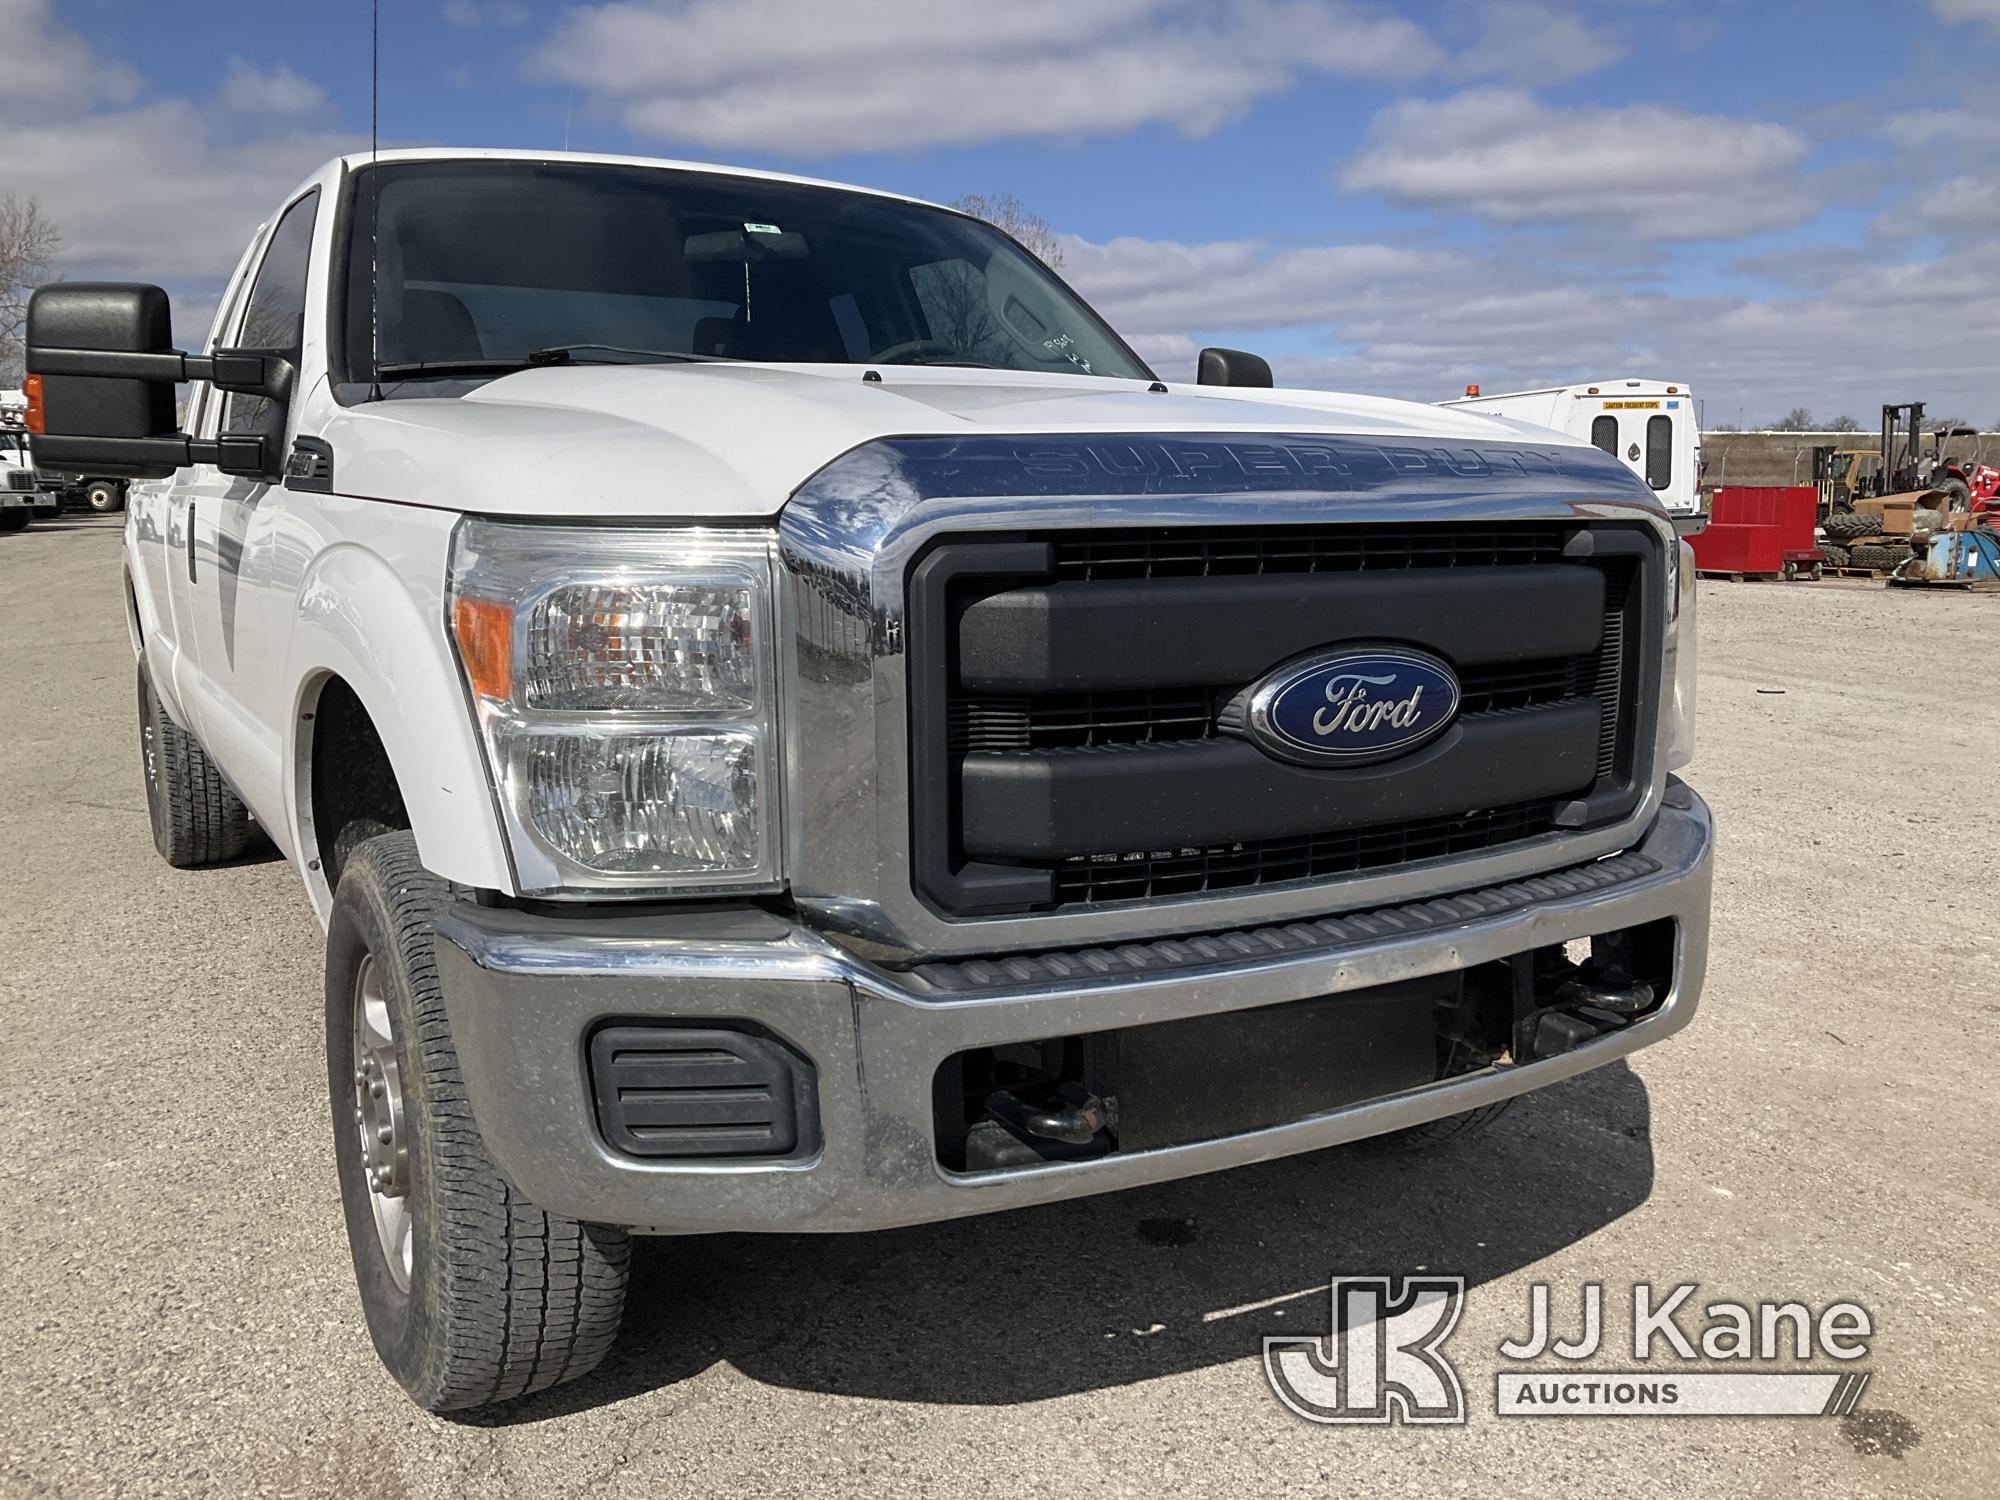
(435, 785, 1712, 1235)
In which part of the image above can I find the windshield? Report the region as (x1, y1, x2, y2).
(342, 161, 1150, 386)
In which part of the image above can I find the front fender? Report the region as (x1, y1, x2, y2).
(283, 520, 513, 920)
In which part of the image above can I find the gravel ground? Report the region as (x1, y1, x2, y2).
(3, 516, 1996, 1498)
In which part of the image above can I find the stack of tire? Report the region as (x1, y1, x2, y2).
(1822, 511, 1912, 574)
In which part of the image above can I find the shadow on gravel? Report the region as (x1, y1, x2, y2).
(480, 1060, 1654, 1423)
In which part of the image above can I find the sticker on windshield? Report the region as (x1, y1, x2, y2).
(743, 222, 782, 235)
(1042, 332, 1094, 374)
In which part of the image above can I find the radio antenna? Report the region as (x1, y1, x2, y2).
(368, 0, 383, 398)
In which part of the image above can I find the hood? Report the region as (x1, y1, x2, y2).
(312, 363, 1585, 519)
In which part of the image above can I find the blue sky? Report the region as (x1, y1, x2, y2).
(17, 0, 2000, 425)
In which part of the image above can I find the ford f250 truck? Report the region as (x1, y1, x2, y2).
(26, 149, 1710, 1412)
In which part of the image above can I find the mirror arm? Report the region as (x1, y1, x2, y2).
(26, 346, 292, 400)
(31, 431, 271, 473)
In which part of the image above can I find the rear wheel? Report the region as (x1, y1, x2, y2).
(85, 480, 125, 513)
(136, 660, 254, 866)
(326, 831, 630, 1411)
(1936, 477, 1971, 512)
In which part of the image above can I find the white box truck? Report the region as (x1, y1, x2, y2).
(1443, 379, 1703, 530)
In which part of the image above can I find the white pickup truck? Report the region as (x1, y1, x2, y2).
(27, 148, 1711, 1412)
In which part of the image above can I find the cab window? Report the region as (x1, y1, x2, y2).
(223, 189, 319, 435)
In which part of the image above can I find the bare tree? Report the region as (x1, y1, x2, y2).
(1826, 414, 1861, 432)
(0, 196, 60, 386)
(949, 192, 1064, 269)
(1771, 407, 1815, 432)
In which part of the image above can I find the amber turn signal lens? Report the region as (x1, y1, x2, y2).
(452, 596, 513, 701)
(22, 375, 44, 435)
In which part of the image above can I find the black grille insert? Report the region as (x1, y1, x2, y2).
(909, 521, 1662, 915)
(1051, 801, 1555, 905)
(1052, 521, 1573, 581)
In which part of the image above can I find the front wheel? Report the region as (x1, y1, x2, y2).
(85, 480, 125, 513)
(325, 831, 630, 1411)
(0, 509, 27, 533)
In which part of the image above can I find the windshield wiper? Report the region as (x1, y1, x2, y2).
(374, 346, 731, 381)
(879, 354, 1010, 370)
(374, 357, 546, 379)
(525, 344, 733, 364)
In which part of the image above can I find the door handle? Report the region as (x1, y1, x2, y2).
(187, 500, 197, 583)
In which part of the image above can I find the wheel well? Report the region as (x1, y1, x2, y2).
(309, 676, 410, 891)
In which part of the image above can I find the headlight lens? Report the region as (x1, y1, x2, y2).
(449, 520, 782, 895)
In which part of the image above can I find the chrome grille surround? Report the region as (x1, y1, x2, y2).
(777, 432, 1680, 960)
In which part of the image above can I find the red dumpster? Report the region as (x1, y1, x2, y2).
(1689, 486, 1818, 575)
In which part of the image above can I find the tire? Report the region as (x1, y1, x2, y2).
(85, 480, 125, 514)
(1936, 477, 1971, 513)
(136, 660, 254, 866)
(1849, 542, 1913, 572)
(0, 510, 26, 532)
(1361, 1100, 1515, 1152)
(1823, 511, 1881, 541)
(1819, 542, 1850, 569)
(326, 830, 629, 1411)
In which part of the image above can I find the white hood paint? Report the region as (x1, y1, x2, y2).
(312, 364, 1588, 519)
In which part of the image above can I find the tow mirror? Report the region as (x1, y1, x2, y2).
(26, 282, 292, 481)
(1197, 346, 1274, 388)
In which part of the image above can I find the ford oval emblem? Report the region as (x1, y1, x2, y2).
(1242, 648, 1461, 766)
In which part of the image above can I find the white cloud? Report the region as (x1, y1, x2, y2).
(1452, 2, 1625, 86)
(1060, 225, 2000, 425)
(532, 0, 1442, 154)
(1341, 87, 1816, 241)
(1932, 0, 2000, 27)
(0, 2, 357, 289)
(443, 0, 531, 28)
(215, 57, 329, 117)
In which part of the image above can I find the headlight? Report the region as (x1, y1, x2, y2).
(449, 520, 782, 895)
(1664, 538, 1696, 771)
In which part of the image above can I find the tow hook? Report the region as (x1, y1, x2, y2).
(986, 1081, 1116, 1146)
(1513, 955, 1662, 1062)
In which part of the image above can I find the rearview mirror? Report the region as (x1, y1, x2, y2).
(26, 282, 292, 480)
(1197, 347, 1274, 388)
(683, 228, 810, 262)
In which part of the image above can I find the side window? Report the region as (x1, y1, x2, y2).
(188, 241, 262, 440)
(223, 189, 319, 434)
(1590, 415, 1618, 455)
(1645, 415, 1673, 489)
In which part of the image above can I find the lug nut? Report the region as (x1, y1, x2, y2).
(370, 1081, 385, 1099)
(378, 1126, 393, 1144)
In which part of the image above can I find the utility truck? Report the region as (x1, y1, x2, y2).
(27, 149, 1711, 1411)
(1443, 379, 1703, 529)
(1, 419, 47, 530)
